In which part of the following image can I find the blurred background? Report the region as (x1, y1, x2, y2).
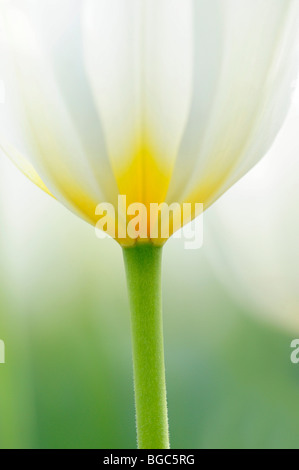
(0, 94, 298, 450)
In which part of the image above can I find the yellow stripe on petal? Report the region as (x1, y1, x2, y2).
(0, 138, 54, 197)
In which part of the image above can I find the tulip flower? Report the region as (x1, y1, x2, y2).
(0, 0, 298, 449)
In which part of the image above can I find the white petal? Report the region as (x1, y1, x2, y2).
(83, 0, 193, 203)
(0, 0, 118, 224)
(167, 0, 299, 207)
(0, 136, 52, 197)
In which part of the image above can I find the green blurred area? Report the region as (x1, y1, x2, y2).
(0, 170, 299, 449)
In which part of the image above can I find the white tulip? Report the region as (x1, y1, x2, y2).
(1, 0, 299, 449)
(0, 0, 298, 244)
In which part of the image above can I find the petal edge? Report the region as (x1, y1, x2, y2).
(0, 138, 54, 197)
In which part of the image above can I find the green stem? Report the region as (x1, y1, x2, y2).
(123, 244, 170, 450)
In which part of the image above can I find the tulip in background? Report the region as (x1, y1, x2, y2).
(206, 99, 299, 334)
(0, 0, 299, 449)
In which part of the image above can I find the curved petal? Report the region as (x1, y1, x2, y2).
(167, 0, 299, 209)
(0, 137, 53, 197)
(0, 0, 118, 225)
(83, 0, 193, 207)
